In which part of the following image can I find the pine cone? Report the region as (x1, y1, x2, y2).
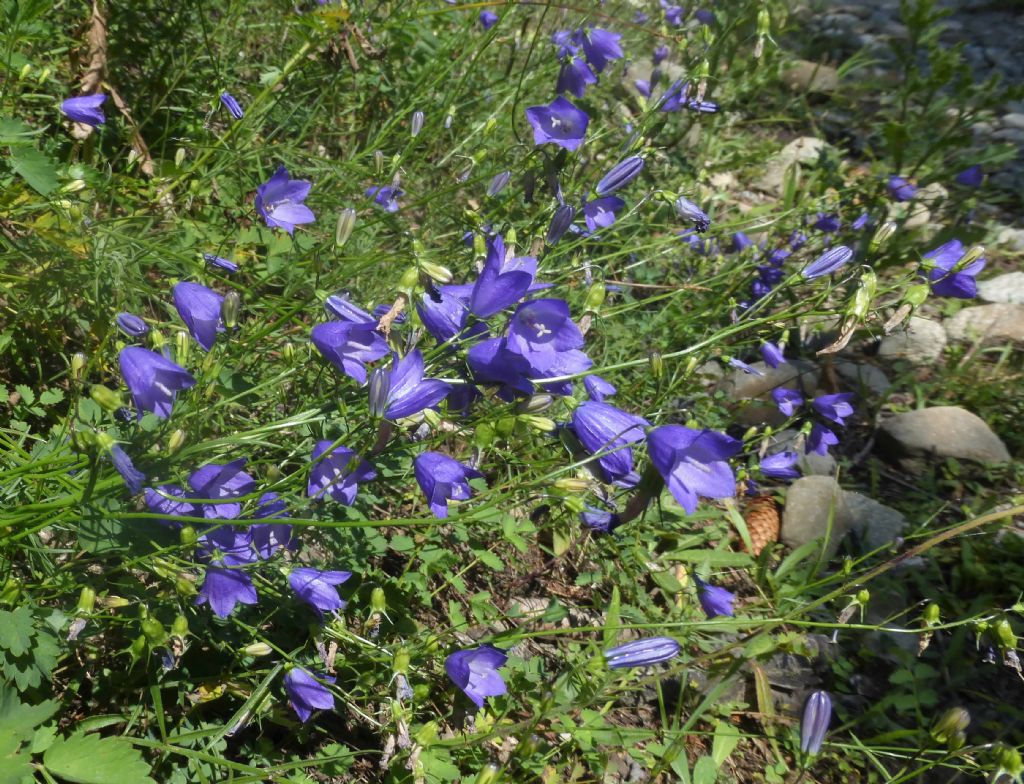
(745, 495, 780, 556)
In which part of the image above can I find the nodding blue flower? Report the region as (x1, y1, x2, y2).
(311, 320, 389, 384)
(470, 234, 537, 318)
(661, 0, 684, 25)
(288, 568, 353, 618)
(695, 8, 716, 24)
(119, 346, 196, 420)
(807, 423, 839, 456)
(116, 312, 149, 338)
(695, 577, 736, 618)
(525, 96, 589, 151)
(653, 44, 670, 65)
(507, 299, 584, 356)
(445, 644, 508, 708)
(604, 637, 681, 668)
(196, 527, 258, 566)
(324, 293, 376, 324)
(582, 195, 625, 233)
(196, 565, 257, 618)
(551, 29, 579, 59)
(802, 245, 853, 280)
(800, 691, 832, 754)
(572, 401, 649, 484)
(760, 342, 786, 368)
(728, 358, 764, 376)
(61, 94, 106, 125)
(308, 440, 376, 505)
(760, 451, 801, 481)
(812, 393, 854, 426)
(366, 184, 404, 213)
(417, 284, 486, 347)
(219, 92, 244, 119)
(372, 350, 452, 420)
(204, 253, 239, 273)
(584, 375, 617, 402)
(546, 204, 576, 245)
(466, 337, 534, 398)
(634, 79, 652, 97)
(812, 213, 841, 233)
(413, 451, 483, 518)
(789, 231, 808, 251)
(955, 165, 983, 188)
(580, 27, 623, 72)
(659, 80, 691, 112)
(923, 239, 985, 299)
(648, 426, 741, 514)
(284, 667, 335, 723)
(580, 506, 621, 534)
(557, 57, 598, 98)
(596, 156, 644, 197)
(173, 282, 225, 351)
(888, 175, 916, 202)
(487, 171, 512, 197)
(144, 485, 196, 528)
(731, 232, 755, 253)
(479, 9, 499, 28)
(851, 212, 870, 231)
(189, 458, 256, 520)
(768, 248, 791, 266)
(255, 166, 315, 235)
(772, 387, 803, 417)
(109, 444, 145, 494)
(674, 196, 710, 233)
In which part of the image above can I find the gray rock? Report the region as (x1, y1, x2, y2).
(978, 272, 1024, 305)
(757, 136, 831, 194)
(781, 476, 852, 560)
(877, 406, 1011, 466)
(878, 316, 947, 364)
(836, 361, 891, 395)
(767, 429, 837, 477)
(995, 228, 1024, 253)
(844, 491, 908, 551)
(992, 128, 1024, 144)
(945, 303, 1024, 345)
(1003, 113, 1024, 131)
(782, 61, 840, 93)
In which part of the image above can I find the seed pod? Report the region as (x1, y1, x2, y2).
(171, 615, 189, 639)
(221, 291, 241, 329)
(90, 384, 123, 412)
(77, 586, 96, 614)
(335, 208, 357, 248)
(474, 764, 501, 784)
(649, 350, 664, 379)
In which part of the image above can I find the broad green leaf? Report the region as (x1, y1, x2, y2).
(43, 732, 155, 784)
(0, 118, 40, 146)
(8, 146, 59, 196)
(711, 722, 742, 766)
(0, 685, 58, 741)
(0, 608, 33, 656)
(692, 755, 718, 784)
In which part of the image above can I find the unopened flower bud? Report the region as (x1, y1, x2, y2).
(487, 171, 511, 197)
(923, 603, 940, 625)
(241, 642, 273, 657)
(180, 526, 198, 548)
(903, 283, 930, 308)
(418, 260, 453, 284)
(931, 707, 969, 746)
(856, 589, 870, 605)
(90, 384, 123, 413)
(956, 244, 985, 270)
(410, 110, 424, 137)
(175, 575, 196, 597)
(100, 595, 131, 609)
(800, 691, 831, 754)
(474, 764, 501, 784)
(62, 178, 87, 194)
(584, 281, 606, 312)
(174, 147, 187, 168)
(0, 578, 21, 605)
(399, 266, 420, 291)
(368, 367, 390, 417)
(995, 618, 1017, 649)
(393, 647, 410, 674)
(77, 586, 96, 614)
(370, 587, 387, 614)
(128, 634, 147, 663)
(649, 350, 664, 379)
(756, 7, 771, 36)
(992, 744, 1023, 778)
(71, 352, 88, 380)
(221, 291, 241, 329)
(518, 394, 554, 414)
(519, 414, 556, 432)
(140, 617, 167, 646)
(166, 429, 186, 454)
(596, 155, 645, 197)
(170, 615, 189, 640)
(604, 637, 681, 669)
(335, 208, 356, 248)
(870, 221, 897, 251)
(374, 150, 384, 174)
(148, 328, 166, 351)
(546, 204, 575, 245)
(553, 477, 590, 492)
(483, 117, 497, 135)
(175, 331, 190, 365)
(282, 341, 296, 364)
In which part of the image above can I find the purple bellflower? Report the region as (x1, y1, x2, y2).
(760, 451, 801, 481)
(580, 27, 623, 72)
(413, 451, 483, 518)
(807, 423, 839, 456)
(728, 358, 764, 376)
(634, 79, 652, 98)
(116, 312, 149, 338)
(653, 45, 670, 65)
(487, 171, 511, 197)
(255, 166, 315, 234)
(308, 440, 376, 505)
(61, 94, 106, 125)
(289, 568, 352, 618)
(220, 92, 244, 119)
(369, 350, 452, 420)
(417, 284, 486, 345)
(802, 245, 853, 280)
(470, 234, 537, 318)
(546, 204, 576, 245)
(506, 299, 584, 356)
(790, 231, 808, 251)
(325, 294, 376, 324)
(732, 231, 755, 252)
(557, 57, 598, 98)
(955, 165, 983, 187)
(144, 485, 197, 527)
(812, 393, 854, 426)
(760, 342, 785, 368)
(284, 667, 335, 723)
(604, 637, 681, 668)
(311, 320, 389, 384)
(445, 644, 508, 708)
(596, 156, 644, 196)
(584, 375, 617, 402)
(674, 196, 711, 232)
(204, 253, 239, 273)
(119, 346, 196, 420)
(479, 10, 499, 29)
(923, 239, 985, 298)
(582, 196, 625, 233)
(467, 337, 534, 398)
(525, 96, 589, 151)
(189, 458, 256, 520)
(580, 506, 621, 534)
(888, 176, 917, 202)
(366, 185, 403, 213)
(109, 445, 145, 494)
(173, 281, 225, 351)
(851, 212, 870, 231)
(800, 691, 832, 754)
(571, 401, 649, 485)
(197, 527, 258, 567)
(197, 566, 257, 618)
(812, 213, 841, 233)
(696, 577, 736, 618)
(772, 387, 804, 417)
(661, 0, 684, 25)
(648, 426, 741, 514)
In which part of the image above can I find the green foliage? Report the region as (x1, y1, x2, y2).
(0, 606, 60, 692)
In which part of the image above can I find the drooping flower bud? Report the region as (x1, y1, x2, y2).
(802, 246, 854, 280)
(596, 155, 645, 197)
(473, 764, 501, 784)
(410, 110, 425, 137)
(487, 171, 511, 197)
(116, 312, 149, 338)
(241, 642, 273, 657)
(870, 221, 897, 252)
(374, 150, 384, 174)
(931, 707, 969, 749)
(71, 352, 88, 381)
(335, 208, 357, 248)
(800, 690, 832, 754)
(519, 414, 556, 432)
(418, 260, 453, 284)
(370, 586, 387, 614)
(168, 429, 186, 453)
(90, 384, 124, 413)
(546, 204, 576, 245)
(220, 92, 244, 120)
(174, 331, 191, 366)
(221, 291, 241, 329)
(368, 367, 391, 418)
(649, 350, 664, 379)
(171, 615, 189, 639)
(674, 196, 710, 232)
(584, 281, 606, 312)
(77, 586, 96, 614)
(603, 637, 681, 669)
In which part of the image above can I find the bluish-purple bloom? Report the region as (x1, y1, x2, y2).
(661, 0, 684, 25)
(119, 346, 196, 420)
(596, 156, 644, 196)
(479, 10, 499, 29)
(525, 97, 589, 151)
(220, 92, 244, 119)
(580, 506, 621, 534)
(695, 577, 735, 618)
(955, 165, 983, 188)
(580, 27, 623, 72)
(116, 312, 149, 338)
(61, 94, 106, 126)
(800, 691, 832, 754)
(790, 231, 808, 251)
(557, 57, 598, 98)
(308, 440, 376, 505)
(760, 451, 801, 481)
(772, 387, 803, 417)
(255, 166, 315, 235)
(487, 171, 512, 197)
(731, 231, 755, 252)
(284, 667, 335, 723)
(204, 253, 239, 273)
(924, 239, 985, 299)
(653, 45, 670, 65)
(507, 299, 584, 356)
(289, 568, 352, 618)
(109, 445, 145, 494)
(807, 423, 839, 456)
(366, 185, 403, 213)
(546, 204, 576, 245)
(760, 342, 785, 368)
(888, 176, 916, 202)
(851, 212, 870, 231)
(417, 284, 479, 345)
(674, 196, 710, 232)
(467, 337, 534, 397)
(584, 375, 616, 402)
(802, 245, 853, 280)
(325, 294, 376, 324)
(604, 637, 681, 668)
(445, 645, 508, 708)
(173, 282, 225, 351)
(413, 451, 483, 518)
(370, 350, 452, 420)
(470, 234, 538, 318)
(648, 426, 741, 514)
(812, 213, 841, 233)
(812, 393, 854, 426)
(144, 485, 197, 527)
(197, 566, 257, 618)
(189, 458, 256, 520)
(582, 196, 625, 233)
(572, 401, 649, 485)
(311, 320, 389, 384)
(728, 358, 764, 376)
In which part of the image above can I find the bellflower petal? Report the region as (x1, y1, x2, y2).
(506, 299, 584, 356)
(312, 321, 389, 384)
(580, 27, 623, 73)
(771, 387, 804, 417)
(582, 195, 625, 233)
(445, 644, 508, 708)
(61, 94, 106, 125)
(557, 57, 598, 98)
(955, 165, 983, 188)
(256, 166, 315, 234)
(288, 568, 352, 618)
(760, 450, 801, 481)
(376, 350, 452, 420)
(173, 282, 226, 351)
(119, 346, 196, 420)
(604, 637, 681, 668)
(470, 234, 537, 318)
(812, 393, 854, 426)
(284, 667, 335, 723)
(196, 566, 257, 618)
(888, 175, 917, 202)
(571, 401, 649, 484)
(648, 425, 741, 514)
(760, 342, 786, 368)
(308, 440, 376, 505)
(584, 375, 617, 402)
(413, 451, 483, 518)
(525, 97, 589, 151)
(696, 577, 735, 618)
(807, 423, 839, 456)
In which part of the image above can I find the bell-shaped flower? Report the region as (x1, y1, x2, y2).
(119, 346, 196, 420)
(308, 440, 376, 505)
(479, 10, 499, 28)
(413, 451, 483, 518)
(197, 527, 259, 566)
(653, 44, 670, 65)
(647, 425, 741, 514)
(596, 156, 644, 197)
(812, 393, 854, 426)
(61, 94, 106, 125)
(800, 691, 832, 754)
(255, 166, 315, 234)
(173, 282, 225, 351)
(445, 644, 508, 708)
(189, 458, 256, 520)
(196, 566, 257, 618)
(557, 57, 597, 98)
(525, 96, 589, 151)
(582, 196, 625, 233)
(467, 337, 534, 398)
(760, 341, 786, 368)
(888, 175, 916, 202)
(469, 234, 537, 318)
(584, 375, 616, 402)
(311, 320, 389, 384)
(760, 451, 801, 481)
(144, 485, 197, 527)
(807, 423, 838, 456)
(674, 196, 710, 232)
(696, 577, 735, 618)
(366, 184, 403, 213)
(284, 667, 335, 723)
(220, 92, 244, 119)
(288, 568, 353, 618)
(547, 204, 576, 245)
(571, 401, 649, 484)
(506, 299, 584, 357)
(772, 387, 803, 417)
(604, 637, 681, 669)
(924, 239, 985, 299)
(370, 350, 452, 420)
(417, 284, 486, 345)
(580, 506, 622, 534)
(955, 165, 983, 188)
(812, 213, 841, 233)
(580, 27, 623, 72)
(109, 445, 145, 495)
